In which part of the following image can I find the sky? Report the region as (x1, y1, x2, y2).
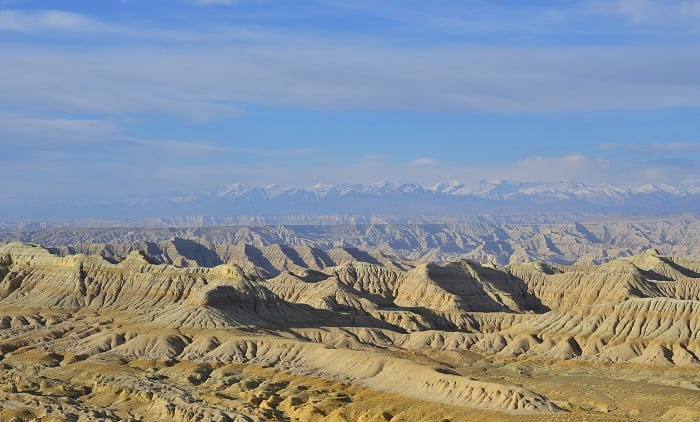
(1, 0, 700, 202)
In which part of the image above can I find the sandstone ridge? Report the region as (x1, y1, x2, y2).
(2, 241, 700, 421)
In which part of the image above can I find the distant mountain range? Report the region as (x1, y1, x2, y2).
(3, 180, 700, 222)
(179, 180, 695, 202)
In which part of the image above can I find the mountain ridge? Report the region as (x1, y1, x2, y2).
(4, 216, 700, 266)
(4, 179, 700, 220)
(2, 242, 700, 420)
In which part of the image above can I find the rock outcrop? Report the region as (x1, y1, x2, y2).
(2, 241, 700, 421)
(6, 216, 700, 266)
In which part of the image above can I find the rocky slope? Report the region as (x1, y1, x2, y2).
(1, 242, 700, 421)
(3, 215, 700, 267)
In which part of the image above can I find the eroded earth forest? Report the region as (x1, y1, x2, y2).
(1, 223, 700, 421)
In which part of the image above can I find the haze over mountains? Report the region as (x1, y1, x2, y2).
(4, 190, 700, 421)
(5, 179, 700, 222)
(2, 215, 700, 266)
(175, 180, 700, 213)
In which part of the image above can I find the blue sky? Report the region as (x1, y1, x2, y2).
(1, 0, 700, 200)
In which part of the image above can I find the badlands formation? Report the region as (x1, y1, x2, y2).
(4, 216, 700, 265)
(1, 241, 700, 420)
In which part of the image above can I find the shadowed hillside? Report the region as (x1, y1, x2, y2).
(2, 241, 700, 420)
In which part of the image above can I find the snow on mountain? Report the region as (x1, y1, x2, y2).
(635, 183, 685, 196)
(6, 180, 700, 220)
(144, 180, 700, 220)
(428, 181, 471, 195)
(180, 180, 698, 204)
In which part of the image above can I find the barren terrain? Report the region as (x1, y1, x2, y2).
(1, 241, 700, 421)
(3, 216, 700, 266)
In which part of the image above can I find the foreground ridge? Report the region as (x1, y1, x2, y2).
(1, 242, 700, 420)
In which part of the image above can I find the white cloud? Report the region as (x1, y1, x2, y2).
(316, 1, 572, 37)
(120, 137, 223, 156)
(0, 9, 271, 43)
(475, 153, 699, 188)
(1, 6, 699, 119)
(0, 113, 227, 168)
(409, 157, 438, 166)
(0, 143, 693, 199)
(1, 43, 699, 120)
(219, 154, 619, 187)
(634, 142, 700, 153)
(505, 154, 613, 183)
(0, 114, 120, 143)
(0, 9, 107, 32)
(585, 0, 700, 25)
(600, 142, 700, 153)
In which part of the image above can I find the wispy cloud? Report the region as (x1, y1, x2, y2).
(645, 157, 697, 168)
(585, 0, 700, 25)
(0, 8, 275, 43)
(2, 43, 700, 120)
(0, 113, 225, 162)
(359, 154, 384, 162)
(226, 147, 318, 158)
(409, 157, 438, 166)
(0, 9, 108, 32)
(1, 144, 695, 199)
(504, 154, 612, 183)
(120, 137, 224, 156)
(600, 142, 700, 153)
(0, 114, 120, 145)
(0, 3, 698, 204)
(1, 6, 699, 120)
(316, 0, 570, 37)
